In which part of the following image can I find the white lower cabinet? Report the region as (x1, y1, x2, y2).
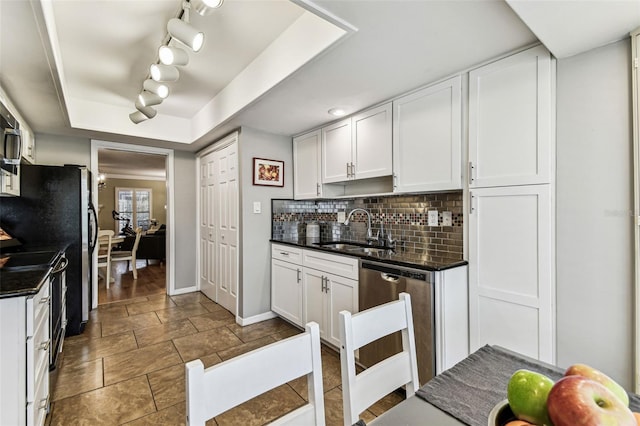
(303, 267, 358, 348)
(271, 244, 358, 347)
(0, 280, 51, 426)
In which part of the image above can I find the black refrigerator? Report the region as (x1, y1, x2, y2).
(0, 164, 97, 335)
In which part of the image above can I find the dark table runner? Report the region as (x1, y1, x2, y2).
(416, 345, 640, 426)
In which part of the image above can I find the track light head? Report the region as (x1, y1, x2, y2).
(159, 45, 189, 66)
(135, 100, 157, 119)
(150, 64, 179, 82)
(138, 91, 163, 107)
(191, 0, 224, 16)
(142, 79, 169, 99)
(129, 111, 149, 124)
(167, 18, 204, 52)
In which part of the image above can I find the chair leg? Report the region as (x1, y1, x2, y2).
(106, 263, 110, 289)
(132, 256, 137, 280)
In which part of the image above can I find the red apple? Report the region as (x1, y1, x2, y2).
(565, 363, 629, 406)
(547, 376, 635, 426)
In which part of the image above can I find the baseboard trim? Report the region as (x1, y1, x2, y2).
(169, 285, 198, 296)
(236, 311, 278, 326)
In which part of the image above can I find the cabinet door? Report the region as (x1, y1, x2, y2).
(199, 152, 217, 301)
(469, 46, 552, 187)
(271, 259, 303, 326)
(393, 76, 462, 192)
(21, 126, 35, 164)
(325, 273, 357, 348)
(303, 268, 327, 340)
(468, 185, 554, 363)
(352, 103, 392, 180)
(322, 118, 352, 183)
(293, 130, 321, 199)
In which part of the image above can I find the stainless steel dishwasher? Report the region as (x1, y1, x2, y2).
(358, 260, 435, 386)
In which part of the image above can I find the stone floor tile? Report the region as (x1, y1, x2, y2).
(155, 303, 210, 324)
(173, 327, 242, 362)
(226, 317, 299, 343)
(147, 364, 184, 410)
(170, 292, 213, 306)
(214, 384, 305, 426)
(188, 309, 236, 332)
(288, 346, 343, 401)
(126, 297, 177, 316)
(103, 341, 183, 385)
(124, 402, 187, 426)
(88, 304, 129, 324)
(367, 390, 405, 416)
(48, 375, 156, 425)
(50, 358, 103, 401)
(200, 298, 227, 313)
(101, 311, 161, 337)
(134, 318, 198, 347)
(63, 331, 138, 365)
(217, 336, 276, 361)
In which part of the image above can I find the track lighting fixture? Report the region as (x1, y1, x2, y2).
(135, 100, 157, 119)
(167, 18, 204, 52)
(130, 0, 224, 124)
(150, 64, 179, 82)
(143, 79, 169, 99)
(191, 0, 224, 16)
(159, 46, 189, 66)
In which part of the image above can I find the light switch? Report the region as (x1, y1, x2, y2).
(428, 210, 439, 226)
(442, 211, 452, 226)
(253, 201, 261, 214)
(337, 211, 346, 223)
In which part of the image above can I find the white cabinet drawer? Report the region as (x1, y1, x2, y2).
(26, 364, 49, 426)
(27, 281, 50, 337)
(302, 249, 359, 280)
(27, 311, 49, 403)
(272, 244, 303, 264)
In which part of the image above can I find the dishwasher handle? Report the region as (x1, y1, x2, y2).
(381, 273, 400, 283)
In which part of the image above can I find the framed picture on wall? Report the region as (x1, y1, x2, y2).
(253, 158, 284, 187)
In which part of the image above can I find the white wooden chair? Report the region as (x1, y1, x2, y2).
(110, 227, 142, 279)
(185, 322, 325, 426)
(339, 292, 419, 426)
(97, 229, 114, 288)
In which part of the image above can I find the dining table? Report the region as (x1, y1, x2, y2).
(370, 345, 640, 426)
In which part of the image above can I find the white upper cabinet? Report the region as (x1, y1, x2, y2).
(21, 125, 35, 164)
(322, 103, 392, 183)
(293, 130, 322, 199)
(468, 45, 553, 188)
(392, 76, 462, 193)
(351, 103, 393, 180)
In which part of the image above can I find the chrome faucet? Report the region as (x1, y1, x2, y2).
(344, 208, 377, 243)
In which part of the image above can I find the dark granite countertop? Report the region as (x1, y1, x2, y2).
(0, 265, 52, 298)
(0, 248, 63, 298)
(270, 238, 468, 272)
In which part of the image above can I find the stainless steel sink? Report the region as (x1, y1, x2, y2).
(314, 242, 363, 250)
(347, 247, 389, 254)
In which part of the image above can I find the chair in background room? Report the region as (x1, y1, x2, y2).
(110, 227, 142, 279)
(97, 229, 114, 288)
(339, 293, 420, 426)
(185, 322, 325, 426)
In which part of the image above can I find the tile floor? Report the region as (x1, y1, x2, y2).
(47, 292, 403, 425)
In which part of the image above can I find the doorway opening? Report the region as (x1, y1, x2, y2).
(90, 140, 175, 308)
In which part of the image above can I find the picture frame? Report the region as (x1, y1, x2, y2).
(253, 158, 284, 187)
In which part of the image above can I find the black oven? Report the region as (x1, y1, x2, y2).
(0, 100, 21, 175)
(50, 255, 68, 370)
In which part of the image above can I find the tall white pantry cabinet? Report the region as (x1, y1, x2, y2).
(467, 45, 556, 363)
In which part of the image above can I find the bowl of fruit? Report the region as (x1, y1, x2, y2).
(488, 364, 639, 426)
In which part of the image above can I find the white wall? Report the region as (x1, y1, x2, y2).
(556, 39, 634, 389)
(34, 133, 91, 166)
(173, 150, 197, 290)
(238, 127, 293, 318)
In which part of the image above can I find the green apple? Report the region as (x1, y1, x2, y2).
(564, 364, 629, 407)
(507, 369, 555, 426)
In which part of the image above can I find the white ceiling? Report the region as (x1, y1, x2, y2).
(1, 0, 638, 163)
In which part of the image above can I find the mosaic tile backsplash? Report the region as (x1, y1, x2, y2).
(272, 192, 463, 263)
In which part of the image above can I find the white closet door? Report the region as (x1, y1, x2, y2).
(468, 185, 554, 363)
(216, 142, 238, 315)
(199, 152, 216, 301)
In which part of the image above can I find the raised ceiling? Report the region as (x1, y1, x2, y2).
(1, 1, 638, 155)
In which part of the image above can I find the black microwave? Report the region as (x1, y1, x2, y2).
(0, 101, 21, 175)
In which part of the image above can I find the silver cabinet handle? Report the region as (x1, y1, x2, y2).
(320, 276, 326, 292)
(351, 162, 355, 178)
(39, 296, 50, 305)
(325, 277, 330, 293)
(316, 183, 320, 196)
(39, 340, 50, 351)
(393, 174, 398, 190)
(296, 268, 301, 283)
(39, 396, 49, 410)
(346, 163, 350, 178)
(279, 252, 289, 256)
(469, 193, 475, 214)
(468, 162, 475, 184)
